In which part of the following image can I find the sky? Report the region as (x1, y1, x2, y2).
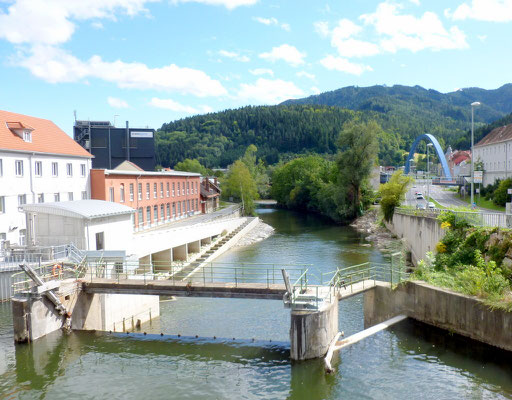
(0, 0, 511, 135)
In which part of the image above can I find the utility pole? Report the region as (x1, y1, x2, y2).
(471, 102, 481, 208)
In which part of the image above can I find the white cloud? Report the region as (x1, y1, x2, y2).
(91, 21, 104, 29)
(172, 0, 258, 9)
(259, 44, 306, 67)
(361, 3, 468, 53)
(218, 50, 250, 62)
(320, 55, 373, 76)
(0, 0, 157, 45)
(253, 16, 290, 31)
(296, 71, 315, 80)
(237, 78, 304, 104)
(249, 68, 274, 76)
(149, 98, 212, 114)
(329, 19, 380, 58)
(20, 46, 227, 97)
(311, 86, 321, 95)
(314, 21, 330, 37)
(478, 34, 487, 42)
(108, 96, 129, 108)
(447, 0, 512, 22)
(331, 18, 362, 40)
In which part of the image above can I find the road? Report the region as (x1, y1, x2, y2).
(405, 180, 504, 213)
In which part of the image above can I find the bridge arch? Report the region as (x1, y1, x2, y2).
(404, 133, 452, 180)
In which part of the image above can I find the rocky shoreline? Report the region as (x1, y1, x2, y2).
(235, 221, 275, 247)
(350, 208, 405, 253)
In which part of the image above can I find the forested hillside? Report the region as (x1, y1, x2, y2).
(155, 84, 512, 168)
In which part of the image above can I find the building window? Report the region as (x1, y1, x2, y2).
(81, 191, 87, 200)
(34, 161, 42, 177)
(166, 203, 170, 219)
(68, 192, 73, 201)
(95, 232, 104, 250)
(172, 202, 176, 217)
(166, 182, 170, 197)
(160, 182, 164, 198)
(177, 201, 181, 215)
(120, 184, 125, 202)
(0, 196, 4, 213)
(18, 194, 26, 205)
(146, 183, 150, 200)
(183, 200, 186, 214)
(195, 182, 198, 194)
(109, 187, 114, 202)
(38, 193, 44, 203)
(146, 206, 151, 223)
(172, 182, 175, 197)
(54, 193, 60, 202)
(80, 164, 86, 177)
(187, 182, 189, 195)
(196, 199, 198, 210)
(0, 159, 2, 176)
(153, 205, 158, 222)
(153, 183, 157, 199)
(129, 184, 134, 201)
(160, 204, 164, 221)
(187, 199, 190, 213)
(19, 229, 26, 246)
(138, 183, 142, 200)
(66, 163, 73, 177)
(138, 207, 143, 226)
(15, 160, 23, 177)
(182, 182, 185, 195)
(23, 130, 31, 142)
(52, 162, 58, 177)
(191, 199, 194, 211)
(177, 182, 180, 197)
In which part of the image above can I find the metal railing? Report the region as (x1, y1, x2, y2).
(288, 252, 407, 310)
(86, 260, 311, 289)
(395, 207, 508, 228)
(11, 244, 87, 295)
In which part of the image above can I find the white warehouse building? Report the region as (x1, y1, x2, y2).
(473, 124, 512, 186)
(0, 110, 93, 248)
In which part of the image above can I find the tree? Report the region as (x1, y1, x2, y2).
(492, 178, 512, 206)
(174, 158, 207, 175)
(222, 160, 259, 215)
(379, 170, 413, 222)
(336, 120, 379, 218)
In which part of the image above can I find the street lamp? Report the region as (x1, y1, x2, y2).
(471, 101, 481, 208)
(409, 158, 414, 176)
(427, 143, 433, 203)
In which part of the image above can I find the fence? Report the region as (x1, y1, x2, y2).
(395, 207, 508, 228)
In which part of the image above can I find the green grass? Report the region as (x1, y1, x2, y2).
(456, 194, 506, 212)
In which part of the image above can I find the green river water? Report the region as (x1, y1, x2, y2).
(0, 208, 511, 399)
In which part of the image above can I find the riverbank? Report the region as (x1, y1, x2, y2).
(234, 221, 274, 247)
(350, 208, 405, 253)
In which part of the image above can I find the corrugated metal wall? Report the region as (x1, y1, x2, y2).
(0, 267, 18, 302)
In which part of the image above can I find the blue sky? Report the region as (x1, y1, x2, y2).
(0, 0, 511, 134)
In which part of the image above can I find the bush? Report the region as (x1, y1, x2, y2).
(492, 178, 512, 206)
(379, 170, 413, 222)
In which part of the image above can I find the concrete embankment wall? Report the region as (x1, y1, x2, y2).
(385, 213, 444, 266)
(364, 281, 512, 352)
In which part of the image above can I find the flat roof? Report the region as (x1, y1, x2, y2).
(101, 169, 201, 177)
(22, 200, 135, 220)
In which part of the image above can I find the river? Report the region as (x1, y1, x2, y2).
(0, 208, 511, 399)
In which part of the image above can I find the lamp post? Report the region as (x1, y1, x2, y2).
(471, 102, 481, 208)
(409, 158, 414, 176)
(427, 143, 433, 203)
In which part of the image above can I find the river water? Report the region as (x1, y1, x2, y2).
(0, 208, 511, 399)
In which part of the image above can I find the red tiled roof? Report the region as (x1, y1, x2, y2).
(476, 124, 512, 147)
(0, 110, 92, 158)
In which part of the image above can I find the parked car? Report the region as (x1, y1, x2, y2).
(416, 203, 426, 210)
(428, 202, 435, 209)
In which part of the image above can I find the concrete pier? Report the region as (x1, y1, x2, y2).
(290, 298, 339, 361)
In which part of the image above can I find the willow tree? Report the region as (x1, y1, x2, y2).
(336, 120, 379, 218)
(379, 170, 413, 221)
(223, 160, 259, 215)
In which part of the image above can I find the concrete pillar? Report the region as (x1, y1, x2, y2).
(201, 237, 212, 246)
(151, 249, 172, 273)
(188, 240, 200, 254)
(290, 299, 339, 361)
(172, 244, 187, 261)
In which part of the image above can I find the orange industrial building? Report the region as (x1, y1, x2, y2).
(90, 162, 201, 230)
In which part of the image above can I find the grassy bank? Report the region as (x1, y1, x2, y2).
(456, 193, 505, 212)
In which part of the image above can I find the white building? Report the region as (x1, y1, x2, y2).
(0, 110, 93, 247)
(21, 200, 134, 251)
(473, 124, 512, 186)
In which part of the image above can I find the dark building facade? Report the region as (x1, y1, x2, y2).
(74, 120, 156, 171)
